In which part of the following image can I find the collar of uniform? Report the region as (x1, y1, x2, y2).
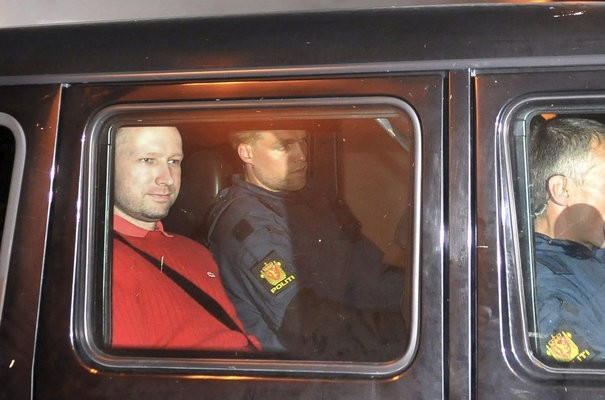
(113, 214, 173, 238)
(534, 232, 595, 260)
(232, 173, 312, 202)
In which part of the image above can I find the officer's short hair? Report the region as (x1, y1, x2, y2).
(229, 121, 307, 150)
(530, 117, 605, 215)
(229, 130, 262, 150)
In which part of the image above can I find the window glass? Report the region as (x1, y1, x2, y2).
(78, 97, 420, 376)
(0, 114, 26, 324)
(508, 101, 605, 370)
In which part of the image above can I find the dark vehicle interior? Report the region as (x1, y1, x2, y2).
(90, 102, 417, 362)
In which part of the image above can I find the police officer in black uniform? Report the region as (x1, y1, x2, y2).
(207, 128, 406, 361)
(530, 117, 605, 364)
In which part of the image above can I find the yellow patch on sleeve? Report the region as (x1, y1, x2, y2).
(545, 331, 591, 363)
(250, 251, 297, 296)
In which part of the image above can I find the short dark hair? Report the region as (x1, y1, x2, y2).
(228, 130, 262, 150)
(530, 117, 605, 215)
(228, 129, 307, 150)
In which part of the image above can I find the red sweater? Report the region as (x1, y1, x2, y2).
(112, 215, 260, 351)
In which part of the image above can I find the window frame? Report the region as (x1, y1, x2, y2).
(501, 92, 605, 377)
(0, 113, 26, 324)
(73, 95, 422, 378)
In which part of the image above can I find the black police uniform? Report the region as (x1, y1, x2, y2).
(535, 233, 605, 364)
(207, 175, 406, 360)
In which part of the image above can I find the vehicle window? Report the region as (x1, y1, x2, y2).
(76, 97, 420, 376)
(0, 114, 26, 323)
(507, 99, 605, 371)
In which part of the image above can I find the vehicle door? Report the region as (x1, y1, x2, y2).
(475, 69, 605, 397)
(0, 85, 61, 399)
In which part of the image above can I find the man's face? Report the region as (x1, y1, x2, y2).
(243, 130, 308, 192)
(559, 142, 605, 248)
(113, 126, 183, 229)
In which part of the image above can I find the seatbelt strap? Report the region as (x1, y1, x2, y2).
(113, 232, 255, 347)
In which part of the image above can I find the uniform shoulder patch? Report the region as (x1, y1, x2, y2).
(250, 251, 297, 296)
(545, 330, 593, 363)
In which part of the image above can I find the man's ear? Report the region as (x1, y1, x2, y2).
(237, 143, 253, 164)
(547, 175, 571, 206)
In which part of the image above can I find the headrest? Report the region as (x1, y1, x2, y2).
(163, 145, 239, 238)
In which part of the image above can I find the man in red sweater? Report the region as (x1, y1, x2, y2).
(112, 125, 259, 352)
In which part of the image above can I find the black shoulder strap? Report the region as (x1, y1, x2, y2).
(114, 232, 254, 345)
(205, 188, 284, 244)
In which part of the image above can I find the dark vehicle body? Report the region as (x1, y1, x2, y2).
(2, 3, 605, 399)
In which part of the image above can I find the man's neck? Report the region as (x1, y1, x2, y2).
(113, 208, 157, 231)
(535, 218, 593, 250)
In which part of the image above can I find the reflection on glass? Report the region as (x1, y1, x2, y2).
(98, 102, 416, 363)
(527, 115, 605, 366)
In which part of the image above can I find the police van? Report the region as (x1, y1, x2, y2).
(2, 2, 605, 398)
